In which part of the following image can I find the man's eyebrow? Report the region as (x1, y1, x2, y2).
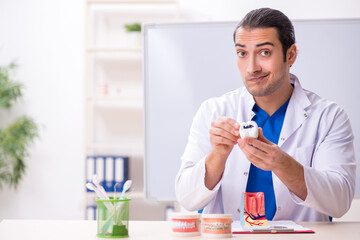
(256, 42, 274, 47)
(235, 42, 274, 47)
(235, 43, 246, 47)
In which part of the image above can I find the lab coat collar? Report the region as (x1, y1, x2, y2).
(289, 73, 311, 110)
(278, 73, 311, 147)
(242, 86, 256, 121)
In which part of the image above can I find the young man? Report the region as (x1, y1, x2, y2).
(175, 8, 356, 221)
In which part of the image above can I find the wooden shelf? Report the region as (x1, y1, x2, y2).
(86, 142, 143, 148)
(87, 96, 143, 109)
(87, 47, 142, 53)
(86, 142, 144, 157)
(87, 96, 142, 101)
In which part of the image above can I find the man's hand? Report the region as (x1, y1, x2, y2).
(209, 116, 240, 157)
(237, 127, 286, 171)
(238, 128, 308, 200)
(205, 117, 240, 190)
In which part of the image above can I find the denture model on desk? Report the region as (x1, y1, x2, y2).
(170, 213, 201, 237)
(201, 214, 233, 238)
(242, 192, 268, 226)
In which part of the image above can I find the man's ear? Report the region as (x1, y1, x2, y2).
(287, 44, 297, 67)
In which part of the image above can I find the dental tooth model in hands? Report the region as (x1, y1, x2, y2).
(239, 121, 259, 139)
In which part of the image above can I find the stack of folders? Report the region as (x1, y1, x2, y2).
(86, 155, 129, 192)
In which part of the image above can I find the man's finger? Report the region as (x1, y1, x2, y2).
(257, 127, 272, 144)
(245, 135, 273, 154)
(240, 138, 269, 159)
(212, 117, 240, 138)
(210, 127, 239, 143)
(211, 135, 238, 146)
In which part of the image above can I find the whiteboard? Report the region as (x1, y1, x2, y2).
(143, 19, 360, 201)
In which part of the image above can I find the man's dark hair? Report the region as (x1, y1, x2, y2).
(233, 8, 295, 62)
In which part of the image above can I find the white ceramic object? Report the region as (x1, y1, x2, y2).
(239, 121, 259, 139)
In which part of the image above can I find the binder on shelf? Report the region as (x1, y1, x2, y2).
(165, 205, 175, 221)
(86, 155, 129, 192)
(86, 157, 95, 184)
(105, 156, 114, 191)
(96, 157, 105, 185)
(86, 205, 97, 220)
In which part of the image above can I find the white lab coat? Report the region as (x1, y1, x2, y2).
(175, 74, 356, 221)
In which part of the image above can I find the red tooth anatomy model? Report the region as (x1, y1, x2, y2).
(243, 192, 268, 226)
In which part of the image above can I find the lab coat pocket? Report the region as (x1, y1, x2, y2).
(294, 144, 315, 167)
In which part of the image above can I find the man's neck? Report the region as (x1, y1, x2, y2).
(254, 82, 294, 116)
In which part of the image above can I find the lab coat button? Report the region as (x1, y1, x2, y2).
(280, 137, 285, 141)
(243, 172, 248, 176)
(251, 113, 255, 117)
(304, 113, 308, 118)
(278, 206, 281, 211)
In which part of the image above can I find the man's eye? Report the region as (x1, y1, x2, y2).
(237, 51, 246, 57)
(260, 50, 271, 56)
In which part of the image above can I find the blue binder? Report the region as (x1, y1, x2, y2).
(86, 155, 129, 192)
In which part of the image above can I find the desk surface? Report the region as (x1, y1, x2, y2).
(1, 220, 360, 240)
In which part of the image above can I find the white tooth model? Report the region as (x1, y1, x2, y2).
(239, 121, 259, 139)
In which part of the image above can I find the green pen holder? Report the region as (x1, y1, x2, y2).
(96, 197, 131, 238)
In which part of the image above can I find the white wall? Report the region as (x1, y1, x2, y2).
(0, 0, 85, 219)
(179, 0, 360, 21)
(0, 0, 359, 220)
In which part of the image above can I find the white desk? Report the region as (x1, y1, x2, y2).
(0, 220, 359, 240)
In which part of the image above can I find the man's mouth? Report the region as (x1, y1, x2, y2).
(247, 73, 270, 82)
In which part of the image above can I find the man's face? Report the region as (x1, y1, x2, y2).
(234, 27, 292, 98)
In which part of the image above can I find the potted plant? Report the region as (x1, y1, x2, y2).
(124, 22, 142, 47)
(0, 62, 39, 189)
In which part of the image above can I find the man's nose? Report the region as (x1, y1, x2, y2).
(246, 56, 261, 74)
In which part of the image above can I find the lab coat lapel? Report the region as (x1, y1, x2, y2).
(278, 74, 311, 148)
(245, 87, 256, 121)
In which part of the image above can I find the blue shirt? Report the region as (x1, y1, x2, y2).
(245, 98, 290, 220)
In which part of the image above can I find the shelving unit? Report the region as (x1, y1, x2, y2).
(84, 0, 179, 220)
